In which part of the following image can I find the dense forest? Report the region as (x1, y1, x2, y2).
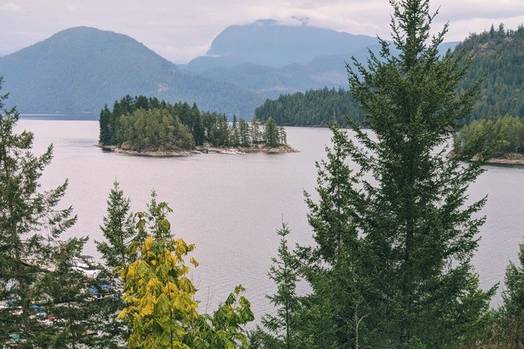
(456, 25, 524, 121)
(256, 25, 524, 127)
(255, 88, 364, 126)
(454, 116, 524, 158)
(99, 95, 287, 151)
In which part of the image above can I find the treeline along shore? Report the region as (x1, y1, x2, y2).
(98, 95, 296, 157)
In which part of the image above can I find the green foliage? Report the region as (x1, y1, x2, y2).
(263, 117, 285, 147)
(257, 224, 301, 349)
(297, 126, 372, 348)
(456, 24, 524, 121)
(119, 201, 254, 349)
(94, 182, 139, 348)
(500, 244, 524, 347)
(256, 25, 524, 128)
(99, 96, 288, 151)
(0, 78, 98, 348)
(118, 108, 195, 151)
(343, 0, 495, 345)
(255, 88, 364, 127)
(454, 115, 524, 159)
(259, 1, 497, 348)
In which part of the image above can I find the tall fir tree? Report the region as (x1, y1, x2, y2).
(39, 237, 101, 348)
(298, 126, 368, 348)
(239, 119, 251, 147)
(94, 181, 138, 348)
(259, 223, 301, 349)
(341, 0, 494, 346)
(251, 119, 262, 145)
(264, 117, 280, 148)
(0, 79, 86, 347)
(231, 115, 240, 147)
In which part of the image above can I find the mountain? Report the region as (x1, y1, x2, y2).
(0, 27, 262, 116)
(0, 23, 460, 118)
(185, 20, 458, 97)
(188, 19, 378, 70)
(455, 24, 524, 120)
(255, 25, 524, 126)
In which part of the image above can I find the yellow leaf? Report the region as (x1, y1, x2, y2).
(189, 257, 199, 267)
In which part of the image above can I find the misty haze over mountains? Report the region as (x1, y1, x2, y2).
(0, 19, 457, 117)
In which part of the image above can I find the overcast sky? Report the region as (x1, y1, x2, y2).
(1, 0, 523, 63)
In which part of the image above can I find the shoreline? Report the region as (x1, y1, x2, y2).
(484, 154, 524, 166)
(98, 144, 298, 157)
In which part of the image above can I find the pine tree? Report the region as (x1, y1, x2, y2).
(500, 243, 524, 347)
(251, 119, 262, 145)
(39, 237, 101, 348)
(260, 223, 301, 349)
(264, 117, 279, 147)
(231, 115, 240, 146)
(99, 105, 112, 145)
(0, 79, 79, 347)
(339, 0, 495, 346)
(239, 119, 251, 147)
(298, 126, 367, 348)
(96, 182, 136, 270)
(94, 182, 137, 348)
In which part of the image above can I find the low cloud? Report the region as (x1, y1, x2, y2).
(0, 0, 522, 62)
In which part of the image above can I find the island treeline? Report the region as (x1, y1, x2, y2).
(255, 88, 364, 127)
(99, 95, 287, 152)
(256, 25, 524, 127)
(454, 115, 524, 159)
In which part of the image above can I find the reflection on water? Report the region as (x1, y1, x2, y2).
(16, 119, 524, 317)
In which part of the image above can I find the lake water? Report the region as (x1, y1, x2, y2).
(17, 119, 524, 318)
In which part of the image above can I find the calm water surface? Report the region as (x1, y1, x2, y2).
(17, 119, 524, 318)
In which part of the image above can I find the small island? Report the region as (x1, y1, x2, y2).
(98, 96, 296, 157)
(454, 116, 524, 165)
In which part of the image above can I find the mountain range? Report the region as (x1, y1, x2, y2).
(0, 20, 458, 117)
(255, 25, 524, 126)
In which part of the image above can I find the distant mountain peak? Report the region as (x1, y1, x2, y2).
(202, 19, 377, 68)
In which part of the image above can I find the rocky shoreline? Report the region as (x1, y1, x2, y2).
(484, 153, 524, 166)
(98, 144, 298, 157)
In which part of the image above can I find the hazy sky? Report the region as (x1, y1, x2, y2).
(1, 0, 523, 63)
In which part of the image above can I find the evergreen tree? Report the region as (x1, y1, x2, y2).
(340, 0, 494, 346)
(264, 117, 280, 147)
(298, 126, 367, 348)
(251, 119, 262, 145)
(231, 115, 240, 146)
(99, 104, 112, 145)
(239, 119, 251, 147)
(94, 182, 137, 348)
(259, 223, 301, 349)
(0, 79, 81, 347)
(500, 243, 524, 347)
(97, 182, 136, 270)
(40, 237, 101, 348)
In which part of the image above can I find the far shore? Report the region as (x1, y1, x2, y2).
(484, 153, 524, 166)
(98, 144, 298, 157)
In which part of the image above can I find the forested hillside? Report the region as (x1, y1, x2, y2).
(255, 88, 363, 126)
(0, 27, 261, 116)
(456, 24, 524, 121)
(256, 25, 524, 126)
